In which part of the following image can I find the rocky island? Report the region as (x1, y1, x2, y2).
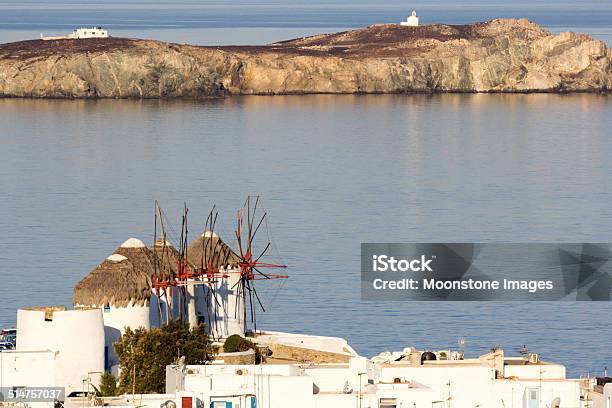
(0, 18, 610, 98)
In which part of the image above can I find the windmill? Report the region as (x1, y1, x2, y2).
(187, 205, 236, 335)
(150, 197, 288, 337)
(151, 201, 195, 325)
(232, 196, 288, 333)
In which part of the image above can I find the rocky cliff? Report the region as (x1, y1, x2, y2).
(0, 19, 610, 98)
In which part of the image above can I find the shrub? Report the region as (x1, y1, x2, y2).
(238, 338, 256, 352)
(223, 334, 245, 353)
(223, 334, 264, 364)
(114, 321, 216, 394)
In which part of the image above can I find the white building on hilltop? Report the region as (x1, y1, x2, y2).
(400, 10, 420, 26)
(68, 27, 108, 39)
(41, 27, 108, 41)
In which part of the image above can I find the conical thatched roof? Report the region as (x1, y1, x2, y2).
(73, 238, 154, 308)
(114, 238, 156, 276)
(150, 238, 181, 278)
(187, 231, 241, 269)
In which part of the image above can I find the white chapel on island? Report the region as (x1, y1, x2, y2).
(400, 10, 420, 26)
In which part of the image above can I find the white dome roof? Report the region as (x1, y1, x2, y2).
(106, 253, 128, 262)
(120, 238, 146, 248)
(202, 230, 219, 238)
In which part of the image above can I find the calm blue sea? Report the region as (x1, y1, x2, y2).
(0, 2, 611, 378)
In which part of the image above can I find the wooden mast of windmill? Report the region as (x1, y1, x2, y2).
(152, 201, 175, 325)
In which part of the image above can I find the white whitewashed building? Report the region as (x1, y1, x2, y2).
(41, 27, 108, 41)
(589, 377, 612, 408)
(2, 307, 105, 395)
(400, 10, 419, 27)
(162, 332, 580, 408)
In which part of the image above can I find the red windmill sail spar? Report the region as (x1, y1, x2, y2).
(232, 257, 288, 280)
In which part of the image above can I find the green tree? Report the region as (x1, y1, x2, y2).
(114, 321, 216, 394)
(95, 372, 118, 397)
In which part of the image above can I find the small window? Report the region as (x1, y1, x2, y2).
(210, 402, 231, 408)
(379, 398, 397, 408)
(103, 304, 111, 313)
